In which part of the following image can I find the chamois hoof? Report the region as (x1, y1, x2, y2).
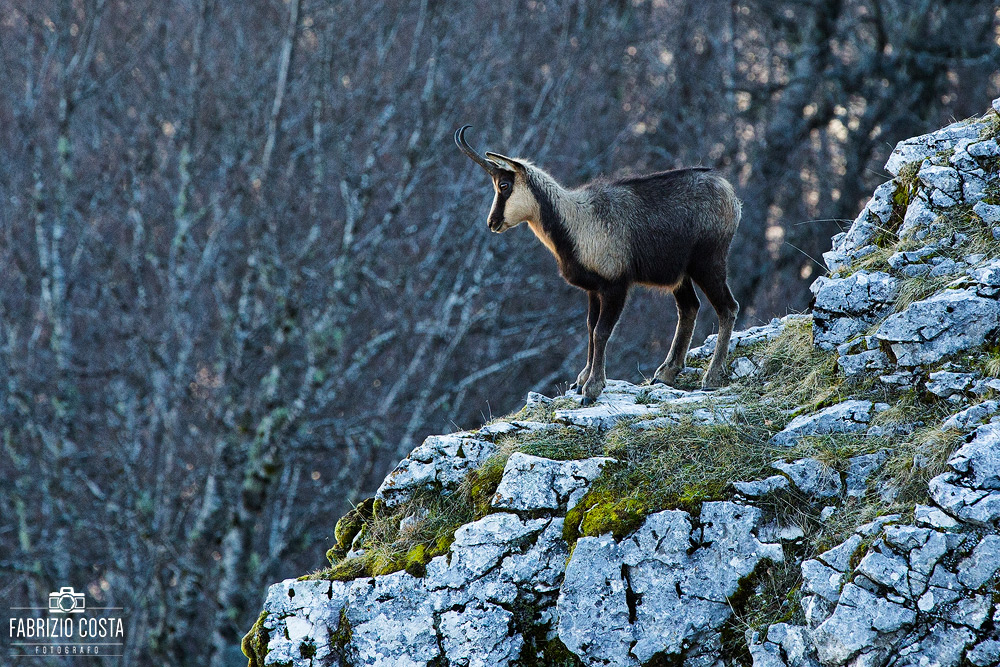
(580, 396, 596, 407)
(648, 378, 665, 386)
(569, 381, 579, 392)
(701, 376, 727, 391)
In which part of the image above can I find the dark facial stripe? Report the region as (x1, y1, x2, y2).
(489, 169, 516, 230)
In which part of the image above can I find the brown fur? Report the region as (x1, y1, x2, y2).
(457, 129, 741, 401)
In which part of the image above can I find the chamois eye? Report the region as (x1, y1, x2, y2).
(499, 181, 511, 192)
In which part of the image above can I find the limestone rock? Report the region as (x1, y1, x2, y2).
(557, 502, 782, 666)
(491, 452, 614, 512)
(750, 624, 820, 667)
(918, 163, 962, 201)
(927, 371, 977, 399)
(772, 458, 843, 499)
(845, 450, 890, 497)
(811, 271, 898, 349)
(689, 314, 806, 360)
(552, 379, 691, 429)
(942, 401, 1000, 431)
(876, 289, 1000, 367)
(377, 434, 497, 507)
(899, 194, 937, 238)
(893, 625, 975, 667)
(734, 474, 790, 498)
(968, 638, 1000, 666)
(811, 582, 917, 665)
(884, 123, 982, 176)
(957, 535, 1000, 589)
(817, 535, 863, 573)
(770, 400, 888, 447)
(802, 558, 844, 602)
(968, 138, 1000, 158)
(553, 397, 658, 430)
(913, 504, 961, 530)
(948, 423, 1000, 489)
(249, 104, 1000, 667)
(731, 355, 757, 379)
(975, 201, 1000, 224)
(821, 184, 895, 273)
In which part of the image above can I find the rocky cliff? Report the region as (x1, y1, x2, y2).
(243, 99, 1000, 667)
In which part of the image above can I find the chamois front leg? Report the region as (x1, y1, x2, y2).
(571, 291, 601, 393)
(653, 277, 699, 386)
(581, 284, 628, 406)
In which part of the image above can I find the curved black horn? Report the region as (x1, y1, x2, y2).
(455, 125, 498, 174)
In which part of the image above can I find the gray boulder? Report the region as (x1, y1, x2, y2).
(772, 458, 843, 499)
(734, 474, 790, 498)
(876, 288, 1000, 367)
(770, 400, 888, 447)
(557, 502, 782, 666)
(884, 123, 982, 176)
(811, 271, 898, 349)
(491, 452, 614, 512)
(377, 434, 497, 507)
(942, 401, 1000, 432)
(810, 582, 917, 665)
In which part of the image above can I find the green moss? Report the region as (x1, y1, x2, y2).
(564, 490, 650, 544)
(511, 600, 584, 667)
(322, 556, 370, 581)
(981, 110, 1000, 140)
(241, 610, 269, 667)
(299, 638, 317, 659)
(328, 609, 352, 658)
(328, 497, 375, 564)
(305, 283, 968, 612)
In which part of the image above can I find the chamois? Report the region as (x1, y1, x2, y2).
(455, 126, 741, 404)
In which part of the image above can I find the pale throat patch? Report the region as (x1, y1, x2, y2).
(527, 219, 558, 256)
(508, 171, 629, 280)
(505, 175, 560, 257)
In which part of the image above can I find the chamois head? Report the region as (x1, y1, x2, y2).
(455, 125, 539, 233)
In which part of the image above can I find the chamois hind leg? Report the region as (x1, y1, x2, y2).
(693, 270, 739, 390)
(571, 291, 601, 394)
(582, 284, 628, 406)
(653, 277, 699, 386)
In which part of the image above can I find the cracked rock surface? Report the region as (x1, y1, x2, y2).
(557, 502, 782, 666)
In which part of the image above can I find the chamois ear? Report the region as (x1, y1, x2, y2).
(485, 152, 526, 174)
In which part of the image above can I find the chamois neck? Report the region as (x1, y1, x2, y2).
(525, 167, 589, 227)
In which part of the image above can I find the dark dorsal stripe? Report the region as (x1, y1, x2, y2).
(613, 166, 712, 188)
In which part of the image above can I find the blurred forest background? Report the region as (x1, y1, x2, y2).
(1, 0, 998, 664)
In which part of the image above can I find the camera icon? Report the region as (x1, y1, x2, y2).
(48, 587, 86, 613)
